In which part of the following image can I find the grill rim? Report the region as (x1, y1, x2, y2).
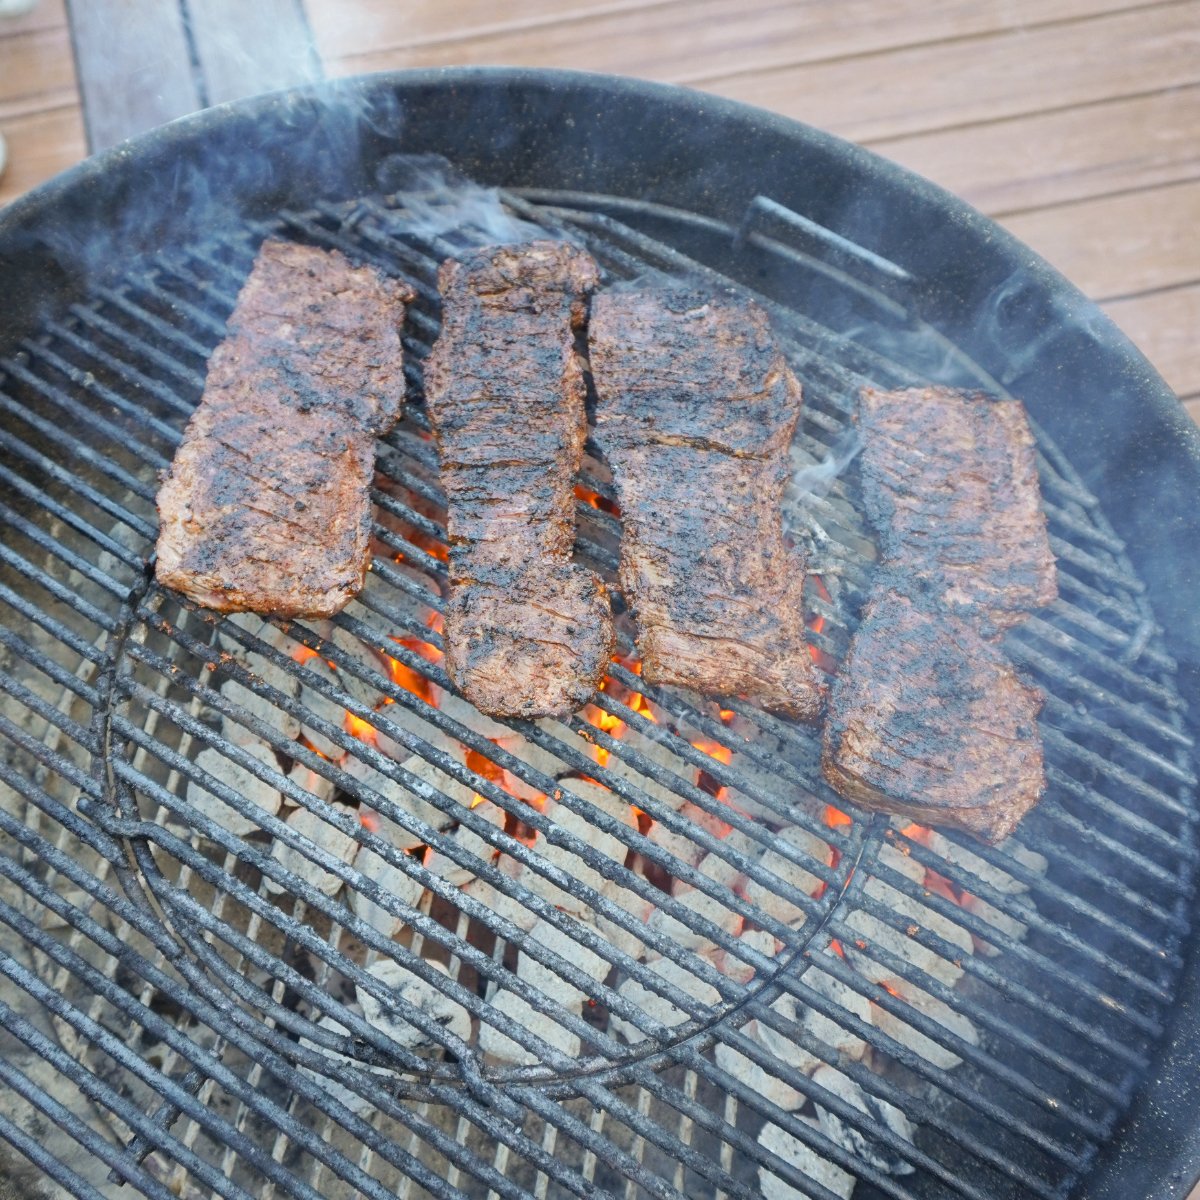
(0, 66, 1198, 1199)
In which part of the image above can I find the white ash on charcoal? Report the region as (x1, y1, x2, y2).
(845, 844, 974, 989)
(960, 889, 1037, 955)
(501, 781, 636, 917)
(811, 1063, 916, 1176)
(742, 824, 833, 929)
(585, 725, 700, 815)
(609, 954, 723, 1045)
(459, 875, 541, 936)
(357, 957, 470, 1053)
(185, 740, 282, 838)
(297, 1014, 383, 1116)
(423, 800, 506, 888)
(588, 878, 657, 961)
(295, 655, 352, 759)
(478, 919, 612, 1064)
(309, 620, 394, 709)
(288, 759, 337, 804)
(758, 1116, 855, 1200)
(868, 977, 978, 1071)
(217, 671, 301, 746)
(909, 824, 1045, 956)
(350, 834, 426, 938)
(708, 927, 779, 985)
(266, 801, 359, 897)
(644, 850, 744, 960)
(340, 752, 465, 847)
(754, 966, 873, 1072)
(643, 801, 732, 873)
(715, 1038, 806, 1112)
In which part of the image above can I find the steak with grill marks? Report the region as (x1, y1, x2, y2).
(155, 240, 412, 617)
(589, 285, 823, 721)
(822, 590, 1045, 843)
(858, 386, 1057, 632)
(423, 240, 614, 719)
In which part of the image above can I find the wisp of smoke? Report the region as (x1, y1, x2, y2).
(374, 154, 547, 246)
(790, 427, 863, 501)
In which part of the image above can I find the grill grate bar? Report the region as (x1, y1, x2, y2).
(0, 1055, 177, 1200)
(0, 354, 172, 472)
(0, 796, 605, 1200)
(0, 419, 157, 541)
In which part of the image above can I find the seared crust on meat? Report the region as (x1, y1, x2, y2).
(822, 590, 1045, 843)
(155, 240, 412, 617)
(589, 285, 823, 721)
(859, 386, 1057, 632)
(423, 240, 613, 719)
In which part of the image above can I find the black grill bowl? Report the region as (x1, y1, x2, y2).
(0, 69, 1197, 1200)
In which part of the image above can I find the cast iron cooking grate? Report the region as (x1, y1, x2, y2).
(0, 180, 1194, 1200)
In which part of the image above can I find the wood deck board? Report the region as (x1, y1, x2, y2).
(870, 85, 1200, 218)
(0, 0, 1195, 420)
(323, 0, 1139, 84)
(699, 2, 1200, 143)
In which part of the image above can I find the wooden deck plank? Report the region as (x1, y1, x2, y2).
(0, 25, 77, 121)
(64, 0, 200, 151)
(1002, 179, 1200, 300)
(870, 85, 1200, 218)
(0, 104, 87, 208)
(320, 0, 1137, 84)
(1104, 284, 1200, 399)
(186, 0, 322, 105)
(698, 2, 1200, 143)
(0, 0, 65, 35)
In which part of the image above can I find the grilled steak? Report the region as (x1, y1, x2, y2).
(156, 240, 412, 617)
(423, 240, 614, 719)
(822, 590, 1045, 843)
(589, 285, 822, 721)
(858, 386, 1057, 632)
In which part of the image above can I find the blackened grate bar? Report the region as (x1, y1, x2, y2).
(0, 182, 1193, 1200)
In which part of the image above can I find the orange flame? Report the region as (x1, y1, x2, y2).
(345, 712, 379, 747)
(359, 810, 380, 832)
(691, 738, 733, 802)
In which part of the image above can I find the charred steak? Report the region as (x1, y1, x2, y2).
(423, 240, 614, 719)
(858, 386, 1057, 632)
(822, 590, 1045, 843)
(589, 285, 823, 721)
(156, 240, 412, 617)
(822, 386, 1057, 843)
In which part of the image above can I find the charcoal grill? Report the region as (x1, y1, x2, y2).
(0, 70, 1197, 1200)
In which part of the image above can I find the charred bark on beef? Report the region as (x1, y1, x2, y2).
(423, 240, 614, 719)
(156, 240, 412, 617)
(823, 386, 1058, 843)
(589, 284, 823, 721)
(824, 589, 1046, 843)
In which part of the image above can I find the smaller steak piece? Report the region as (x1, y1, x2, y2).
(589, 285, 822, 720)
(859, 386, 1057, 631)
(822, 590, 1045, 843)
(423, 240, 613, 719)
(156, 240, 412, 617)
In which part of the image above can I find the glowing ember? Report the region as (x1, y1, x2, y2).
(691, 738, 733, 801)
(824, 805, 853, 829)
(291, 644, 336, 670)
(581, 702, 627, 768)
(573, 483, 620, 516)
(718, 708, 737, 724)
(806, 574, 835, 670)
(359, 810, 380, 832)
(344, 712, 379, 746)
